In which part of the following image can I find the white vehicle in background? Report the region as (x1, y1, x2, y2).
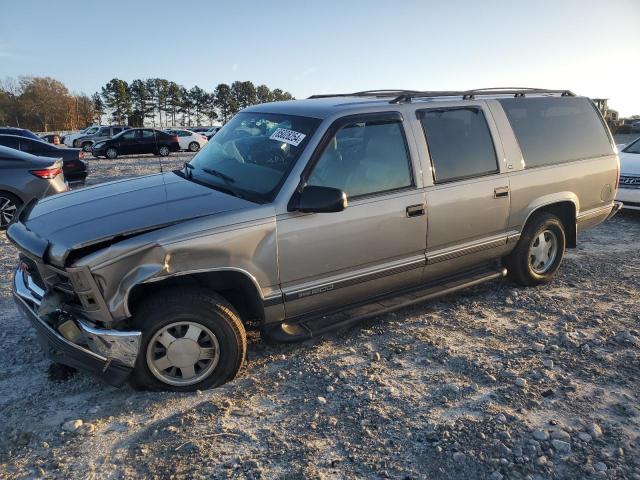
(164, 128, 208, 152)
(63, 126, 100, 147)
(617, 136, 640, 211)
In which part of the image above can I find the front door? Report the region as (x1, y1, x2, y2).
(415, 105, 511, 278)
(277, 112, 427, 318)
(117, 129, 139, 155)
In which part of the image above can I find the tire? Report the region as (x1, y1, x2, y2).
(0, 192, 22, 230)
(128, 288, 246, 392)
(158, 145, 170, 157)
(82, 142, 93, 152)
(106, 147, 118, 159)
(188, 141, 200, 152)
(505, 212, 566, 286)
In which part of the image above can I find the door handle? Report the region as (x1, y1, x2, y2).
(406, 204, 426, 217)
(494, 186, 510, 199)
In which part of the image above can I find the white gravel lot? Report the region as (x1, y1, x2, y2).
(0, 153, 639, 479)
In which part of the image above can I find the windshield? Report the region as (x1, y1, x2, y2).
(185, 112, 321, 202)
(623, 137, 640, 154)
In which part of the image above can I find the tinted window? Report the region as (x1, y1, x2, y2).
(623, 138, 640, 154)
(499, 97, 612, 168)
(19, 138, 47, 153)
(97, 127, 110, 136)
(419, 107, 498, 183)
(120, 130, 137, 140)
(113, 127, 123, 134)
(141, 130, 155, 139)
(308, 120, 413, 198)
(0, 136, 20, 150)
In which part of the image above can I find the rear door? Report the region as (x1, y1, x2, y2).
(414, 105, 512, 278)
(276, 112, 427, 318)
(140, 130, 157, 154)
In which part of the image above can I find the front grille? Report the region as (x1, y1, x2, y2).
(619, 175, 640, 189)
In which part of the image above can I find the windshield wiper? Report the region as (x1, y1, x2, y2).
(202, 167, 235, 184)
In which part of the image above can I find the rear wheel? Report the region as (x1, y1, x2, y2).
(188, 141, 200, 152)
(158, 145, 170, 157)
(106, 147, 118, 159)
(0, 192, 21, 230)
(505, 212, 566, 286)
(129, 288, 246, 392)
(82, 142, 93, 152)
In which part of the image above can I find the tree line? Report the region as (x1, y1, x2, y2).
(0, 76, 294, 132)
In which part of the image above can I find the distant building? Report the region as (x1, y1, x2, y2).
(592, 98, 621, 131)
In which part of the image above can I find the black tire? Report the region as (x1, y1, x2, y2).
(106, 147, 118, 159)
(128, 288, 246, 392)
(158, 145, 170, 157)
(505, 212, 566, 286)
(188, 141, 200, 152)
(0, 191, 22, 230)
(82, 142, 93, 152)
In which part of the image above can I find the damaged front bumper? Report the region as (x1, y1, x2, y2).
(12, 268, 141, 386)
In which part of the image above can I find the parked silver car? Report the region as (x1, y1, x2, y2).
(8, 88, 621, 391)
(0, 145, 68, 229)
(73, 125, 129, 152)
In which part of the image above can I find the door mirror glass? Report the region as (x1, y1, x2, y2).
(288, 185, 348, 213)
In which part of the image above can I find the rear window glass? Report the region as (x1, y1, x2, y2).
(499, 97, 612, 168)
(419, 107, 498, 183)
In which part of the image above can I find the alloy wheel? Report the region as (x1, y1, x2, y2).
(0, 196, 17, 227)
(146, 321, 220, 386)
(529, 229, 558, 274)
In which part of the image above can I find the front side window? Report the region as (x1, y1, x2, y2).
(98, 127, 110, 136)
(186, 112, 321, 202)
(419, 107, 498, 183)
(119, 130, 137, 140)
(308, 120, 413, 198)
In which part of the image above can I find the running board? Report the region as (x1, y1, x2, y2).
(266, 266, 508, 343)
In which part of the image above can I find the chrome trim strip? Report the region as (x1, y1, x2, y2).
(576, 204, 614, 222)
(427, 236, 508, 264)
(283, 256, 426, 301)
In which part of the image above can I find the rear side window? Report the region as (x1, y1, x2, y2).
(113, 127, 123, 134)
(142, 130, 155, 138)
(308, 120, 413, 198)
(419, 107, 498, 183)
(499, 97, 612, 168)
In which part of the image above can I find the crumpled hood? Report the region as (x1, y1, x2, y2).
(11, 172, 255, 266)
(620, 152, 640, 175)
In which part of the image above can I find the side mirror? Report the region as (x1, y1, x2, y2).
(288, 185, 348, 213)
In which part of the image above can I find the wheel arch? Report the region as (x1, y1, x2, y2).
(521, 198, 578, 248)
(127, 269, 266, 326)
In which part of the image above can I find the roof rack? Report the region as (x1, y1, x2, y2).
(308, 88, 575, 104)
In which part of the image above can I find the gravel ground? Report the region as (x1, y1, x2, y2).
(0, 154, 639, 479)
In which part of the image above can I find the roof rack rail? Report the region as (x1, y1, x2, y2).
(308, 88, 575, 104)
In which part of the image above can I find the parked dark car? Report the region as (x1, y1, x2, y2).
(91, 128, 180, 159)
(0, 145, 68, 229)
(0, 127, 43, 142)
(0, 135, 88, 184)
(187, 126, 212, 133)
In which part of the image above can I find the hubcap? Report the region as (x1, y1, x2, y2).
(146, 321, 220, 386)
(190, 143, 199, 151)
(107, 148, 117, 158)
(529, 229, 558, 274)
(160, 147, 169, 155)
(0, 197, 17, 227)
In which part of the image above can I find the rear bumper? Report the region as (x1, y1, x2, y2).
(12, 268, 140, 387)
(606, 201, 624, 220)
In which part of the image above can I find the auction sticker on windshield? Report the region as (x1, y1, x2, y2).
(269, 128, 306, 146)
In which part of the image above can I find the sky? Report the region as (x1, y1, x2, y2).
(1, 0, 639, 116)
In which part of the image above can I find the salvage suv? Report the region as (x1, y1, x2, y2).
(8, 88, 621, 391)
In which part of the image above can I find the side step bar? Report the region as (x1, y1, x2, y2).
(266, 265, 508, 343)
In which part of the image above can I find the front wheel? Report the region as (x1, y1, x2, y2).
(106, 147, 118, 159)
(505, 212, 566, 286)
(158, 145, 170, 157)
(129, 289, 247, 392)
(82, 142, 93, 152)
